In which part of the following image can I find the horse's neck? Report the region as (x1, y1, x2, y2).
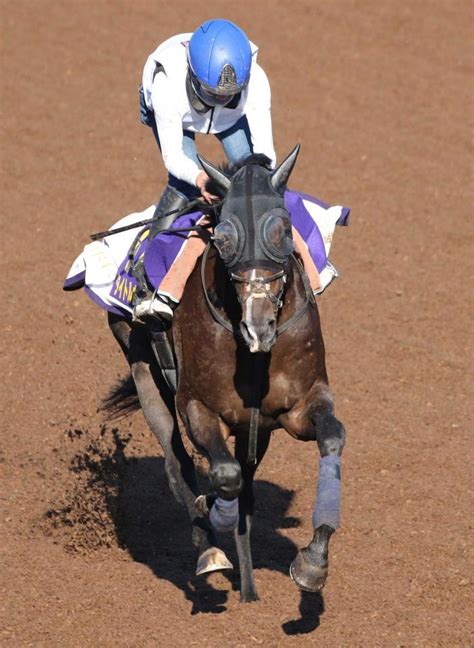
(281, 261, 310, 315)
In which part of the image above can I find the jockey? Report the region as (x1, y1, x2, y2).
(134, 19, 276, 320)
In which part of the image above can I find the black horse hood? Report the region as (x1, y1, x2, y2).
(215, 164, 294, 270)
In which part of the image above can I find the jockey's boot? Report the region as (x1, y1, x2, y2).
(148, 185, 191, 238)
(132, 186, 189, 322)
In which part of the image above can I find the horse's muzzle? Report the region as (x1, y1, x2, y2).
(240, 317, 277, 353)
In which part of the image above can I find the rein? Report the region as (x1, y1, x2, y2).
(200, 243, 314, 338)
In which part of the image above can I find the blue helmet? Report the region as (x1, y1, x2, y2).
(188, 19, 252, 107)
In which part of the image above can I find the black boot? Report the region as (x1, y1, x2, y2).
(148, 185, 192, 239)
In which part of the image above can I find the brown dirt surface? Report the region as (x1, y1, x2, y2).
(1, 1, 473, 646)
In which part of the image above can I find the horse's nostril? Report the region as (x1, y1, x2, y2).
(240, 320, 256, 341)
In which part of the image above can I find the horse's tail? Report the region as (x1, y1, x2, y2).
(101, 374, 141, 418)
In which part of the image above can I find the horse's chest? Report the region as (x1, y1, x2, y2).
(209, 369, 310, 430)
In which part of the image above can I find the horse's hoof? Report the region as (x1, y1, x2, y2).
(196, 547, 233, 576)
(289, 550, 328, 592)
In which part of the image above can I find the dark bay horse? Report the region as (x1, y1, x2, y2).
(108, 146, 346, 602)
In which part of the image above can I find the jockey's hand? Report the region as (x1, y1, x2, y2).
(196, 171, 218, 204)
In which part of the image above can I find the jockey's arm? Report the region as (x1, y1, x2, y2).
(245, 63, 276, 168)
(151, 73, 204, 189)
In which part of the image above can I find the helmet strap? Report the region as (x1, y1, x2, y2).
(186, 72, 212, 113)
(224, 92, 241, 110)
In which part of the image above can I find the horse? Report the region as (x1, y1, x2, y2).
(107, 145, 346, 602)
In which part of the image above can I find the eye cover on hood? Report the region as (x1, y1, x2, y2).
(213, 209, 293, 267)
(213, 217, 245, 265)
(259, 208, 294, 263)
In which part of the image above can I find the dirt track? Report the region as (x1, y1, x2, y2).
(1, 1, 473, 645)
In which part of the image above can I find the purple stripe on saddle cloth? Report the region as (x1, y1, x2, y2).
(63, 270, 86, 291)
(287, 189, 330, 211)
(285, 191, 327, 272)
(143, 211, 205, 287)
(289, 189, 351, 226)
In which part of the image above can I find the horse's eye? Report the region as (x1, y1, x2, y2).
(213, 220, 239, 262)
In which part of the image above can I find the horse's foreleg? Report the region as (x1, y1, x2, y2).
(279, 381, 346, 592)
(233, 430, 271, 603)
(186, 400, 243, 500)
(184, 400, 243, 576)
(108, 315, 217, 561)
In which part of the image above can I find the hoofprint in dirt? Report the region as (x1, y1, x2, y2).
(2, 0, 473, 645)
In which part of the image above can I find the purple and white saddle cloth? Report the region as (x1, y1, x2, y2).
(64, 190, 350, 318)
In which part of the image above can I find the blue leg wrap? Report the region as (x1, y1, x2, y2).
(312, 455, 341, 530)
(209, 497, 239, 533)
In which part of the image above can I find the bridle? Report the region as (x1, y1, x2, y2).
(201, 243, 314, 338)
(230, 268, 287, 313)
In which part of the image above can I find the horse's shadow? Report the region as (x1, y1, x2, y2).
(108, 454, 324, 630)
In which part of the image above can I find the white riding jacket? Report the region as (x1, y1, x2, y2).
(142, 33, 276, 187)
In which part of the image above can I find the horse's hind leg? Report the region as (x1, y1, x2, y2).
(233, 430, 271, 603)
(108, 314, 218, 562)
(279, 381, 346, 592)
